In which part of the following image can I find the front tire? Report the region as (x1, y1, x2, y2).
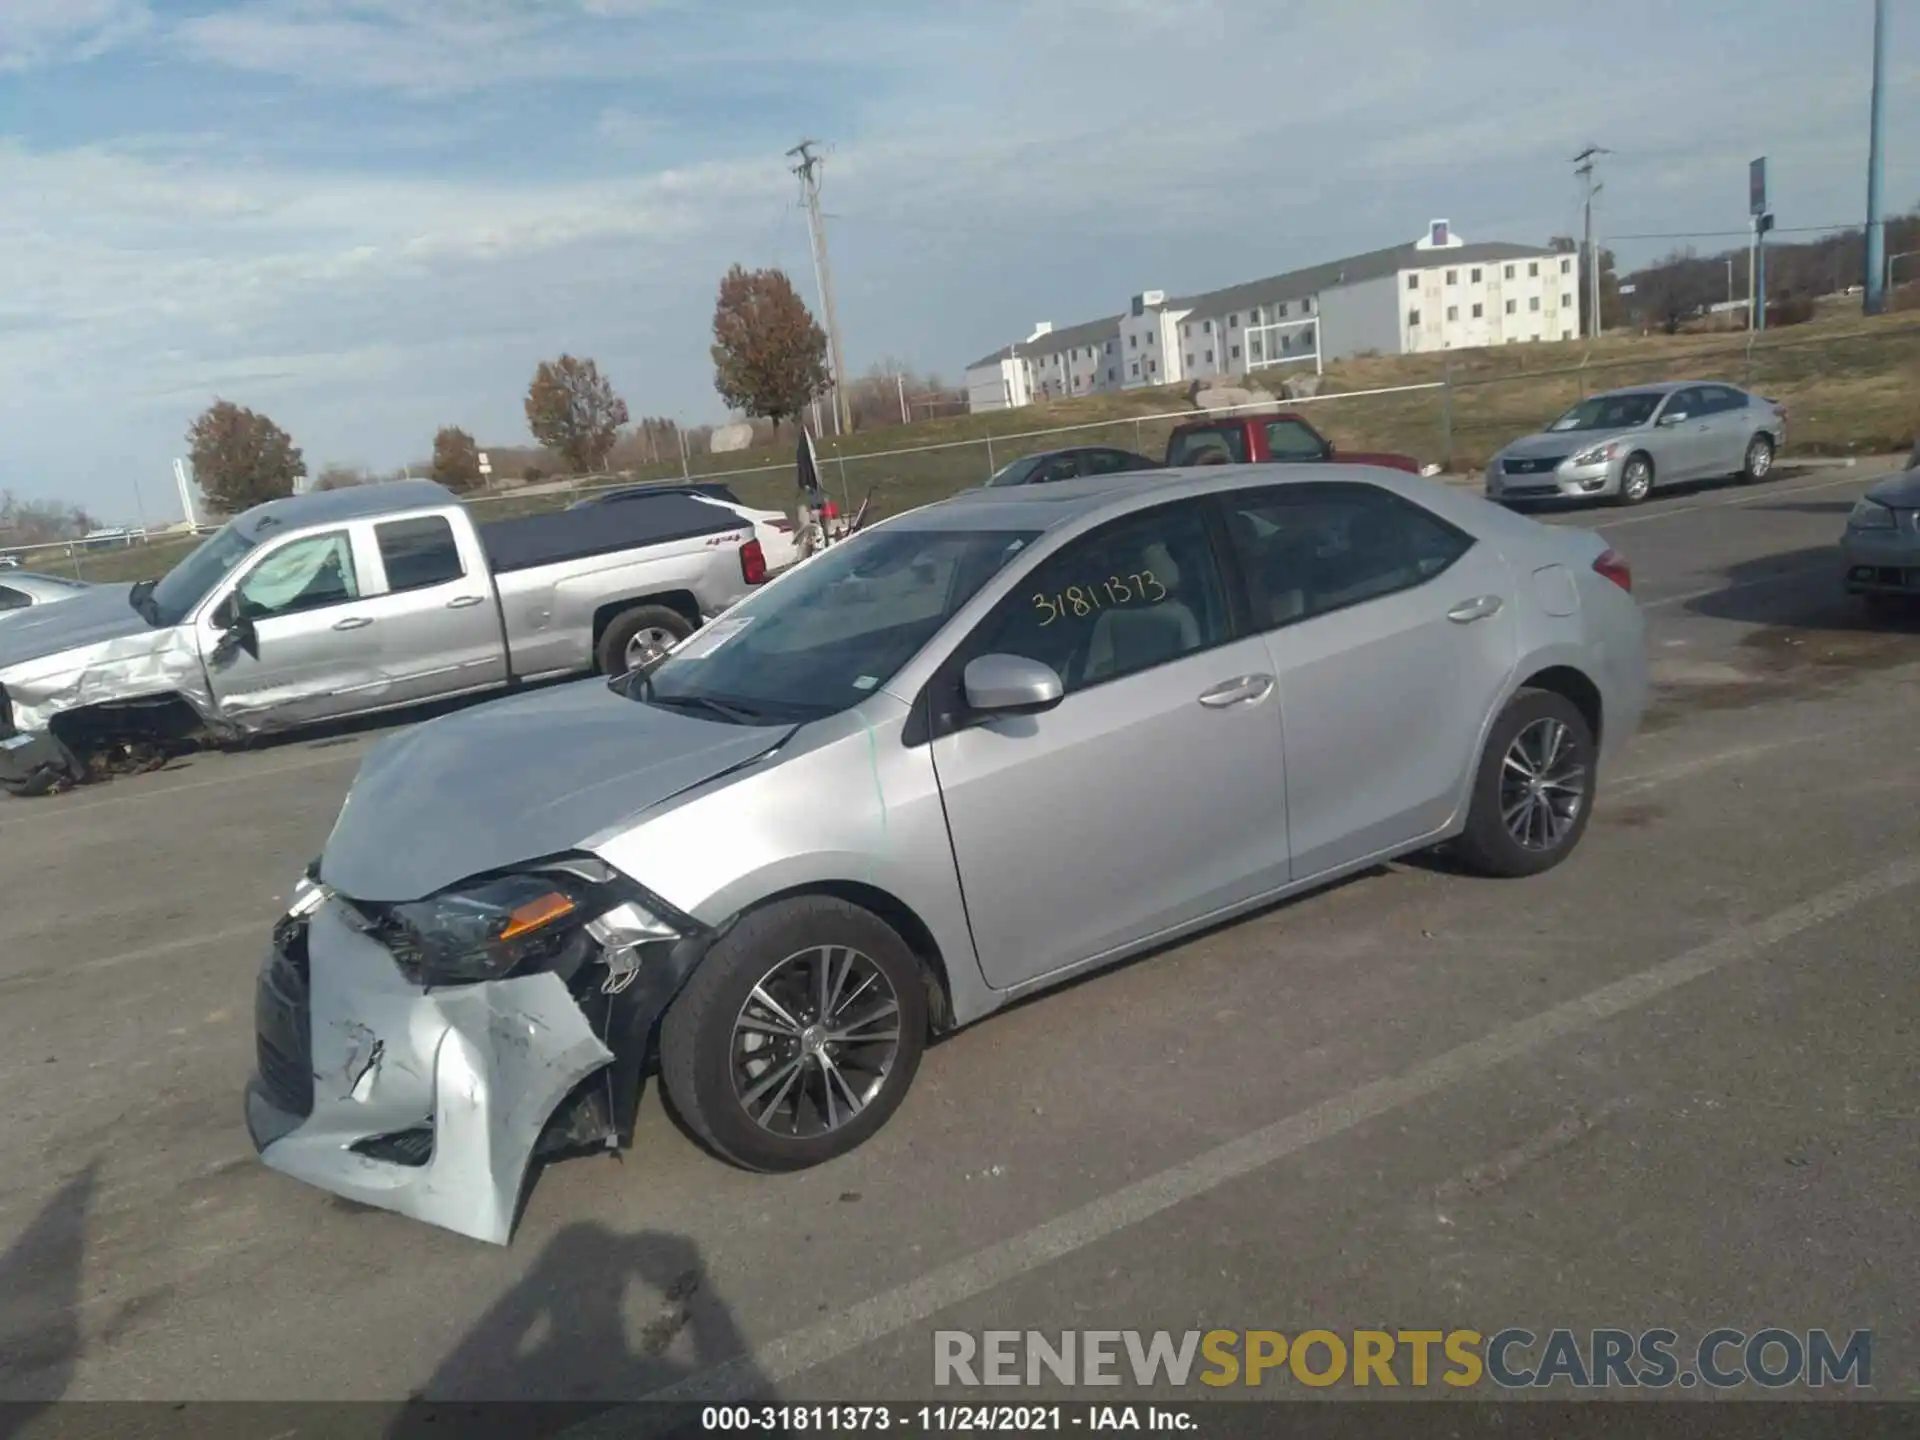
(595, 603, 693, 676)
(1739, 433, 1774, 484)
(1454, 689, 1596, 878)
(659, 896, 928, 1172)
(1612, 453, 1653, 507)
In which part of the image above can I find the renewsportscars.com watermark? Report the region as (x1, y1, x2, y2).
(933, 1328, 1873, 1391)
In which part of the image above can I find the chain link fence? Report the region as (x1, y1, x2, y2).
(22, 321, 1915, 586)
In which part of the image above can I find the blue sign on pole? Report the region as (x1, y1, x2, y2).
(1749, 157, 1767, 218)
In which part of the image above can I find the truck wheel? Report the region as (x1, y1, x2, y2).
(659, 896, 927, 1172)
(596, 604, 693, 676)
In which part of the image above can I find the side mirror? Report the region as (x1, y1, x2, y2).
(1322, 442, 1337, 460)
(1658, 411, 1687, 427)
(210, 593, 238, 630)
(208, 595, 260, 665)
(963, 654, 1064, 717)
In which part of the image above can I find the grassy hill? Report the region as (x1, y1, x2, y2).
(63, 308, 1920, 586)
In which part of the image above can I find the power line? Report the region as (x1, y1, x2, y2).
(787, 139, 851, 437)
(1607, 223, 1878, 241)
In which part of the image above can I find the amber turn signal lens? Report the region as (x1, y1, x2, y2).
(499, 892, 578, 940)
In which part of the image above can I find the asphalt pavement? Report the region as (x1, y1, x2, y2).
(1, 457, 1916, 1412)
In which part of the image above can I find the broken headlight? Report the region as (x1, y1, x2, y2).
(387, 858, 682, 987)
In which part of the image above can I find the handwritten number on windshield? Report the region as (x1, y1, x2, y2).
(1032, 569, 1165, 627)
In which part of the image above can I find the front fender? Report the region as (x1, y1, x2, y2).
(0, 625, 217, 735)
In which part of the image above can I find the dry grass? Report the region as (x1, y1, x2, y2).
(68, 312, 1920, 585)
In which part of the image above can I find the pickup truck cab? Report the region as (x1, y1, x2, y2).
(0, 479, 765, 795)
(1165, 412, 1420, 473)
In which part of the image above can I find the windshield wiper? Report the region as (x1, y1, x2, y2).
(646, 693, 767, 725)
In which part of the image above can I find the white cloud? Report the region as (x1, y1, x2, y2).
(0, 0, 150, 70)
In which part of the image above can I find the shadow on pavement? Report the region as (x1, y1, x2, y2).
(0, 1162, 98, 1419)
(1683, 546, 1920, 637)
(387, 1222, 767, 1439)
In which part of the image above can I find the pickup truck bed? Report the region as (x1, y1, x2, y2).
(481, 493, 743, 573)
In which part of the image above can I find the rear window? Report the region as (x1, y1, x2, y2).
(1168, 426, 1248, 466)
(0, 585, 28, 611)
(376, 517, 465, 592)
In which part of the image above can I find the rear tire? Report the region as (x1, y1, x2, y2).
(1454, 689, 1597, 878)
(1739, 433, 1774, 485)
(1611, 453, 1653, 507)
(659, 896, 928, 1172)
(595, 603, 693, 676)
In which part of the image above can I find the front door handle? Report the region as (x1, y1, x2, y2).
(1447, 595, 1503, 623)
(332, 616, 373, 632)
(447, 595, 485, 609)
(1198, 673, 1275, 708)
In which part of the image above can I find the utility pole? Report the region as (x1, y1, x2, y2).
(1863, 0, 1889, 314)
(1574, 147, 1611, 339)
(788, 140, 852, 436)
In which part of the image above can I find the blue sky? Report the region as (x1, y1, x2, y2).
(2, 0, 1913, 521)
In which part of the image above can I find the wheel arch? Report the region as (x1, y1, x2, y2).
(590, 590, 701, 651)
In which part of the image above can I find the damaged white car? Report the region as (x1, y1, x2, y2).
(247, 466, 1644, 1244)
(0, 479, 766, 795)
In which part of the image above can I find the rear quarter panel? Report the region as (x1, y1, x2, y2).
(496, 532, 751, 680)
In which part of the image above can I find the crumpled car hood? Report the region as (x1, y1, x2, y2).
(1502, 428, 1638, 459)
(0, 583, 154, 670)
(1863, 467, 1920, 508)
(320, 678, 796, 903)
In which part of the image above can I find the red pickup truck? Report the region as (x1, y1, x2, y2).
(1165, 412, 1420, 473)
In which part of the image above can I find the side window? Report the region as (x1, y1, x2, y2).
(234, 532, 360, 620)
(1219, 484, 1473, 628)
(1263, 420, 1330, 461)
(1662, 388, 1701, 422)
(377, 517, 465, 592)
(968, 503, 1231, 694)
(0, 585, 28, 611)
(1700, 385, 1742, 414)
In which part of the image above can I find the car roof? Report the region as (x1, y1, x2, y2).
(1591, 379, 1739, 400)
(235, 478, 458, 539)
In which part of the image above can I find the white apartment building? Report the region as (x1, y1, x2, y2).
(964, 222, 1581, 413)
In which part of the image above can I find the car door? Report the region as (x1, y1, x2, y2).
(926, 498, 1290, 989)
(1214, 481, 1519, 880)
(365, 514, 509, 704)
(1696, 385, 1751, 475)
(200, 527, 393, 728)
(1649, 387, 1712, 482)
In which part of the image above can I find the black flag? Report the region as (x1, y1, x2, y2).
(796, 425, 824, 498)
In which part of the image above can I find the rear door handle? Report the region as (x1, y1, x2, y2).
(447, 595, 485, 609)
(1447, 595, 1503, 623)
(332, 616, 373, 632)
(1198, 673, 1275, 708)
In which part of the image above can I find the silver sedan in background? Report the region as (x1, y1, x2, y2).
(248, 464, 1647, 1243)
(0, 570, 91, 619)
(1486, 381, 1787, 507)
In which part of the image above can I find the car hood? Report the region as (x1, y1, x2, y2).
(1863, 467, 1920, 508)
(1501, 429, 1638, 460)
(319, 678, 798, 903)
(0, 583, 153, 670)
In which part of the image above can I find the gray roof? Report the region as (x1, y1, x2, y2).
(966, 314, 1122, 371)
(235, 478, 458, 538)
(1170, 240, 1557, 317)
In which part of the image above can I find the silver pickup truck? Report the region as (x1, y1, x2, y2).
(0, 479, 767, 795)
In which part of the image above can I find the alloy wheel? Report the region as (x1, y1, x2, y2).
(1622, 459, 1651, 502)
(1746, 438, 1772, 479)
(623, 626, 680, 672)
(730, 945, 903, 1137)
(1499, 717, 1587, 851)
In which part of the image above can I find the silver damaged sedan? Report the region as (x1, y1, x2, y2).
(1486, 381, 1786, 507)
(247, 465, 1649, 1243)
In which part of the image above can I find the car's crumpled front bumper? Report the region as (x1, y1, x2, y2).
(245, 892, 705, 1245)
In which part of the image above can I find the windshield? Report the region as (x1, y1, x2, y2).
(983, 457, 1043, 488)
(146, 524, 259, 626)
(1546, 393, 1663, 433)
(1167, 426, 1248, 466)
(642, 524, 1041, 721)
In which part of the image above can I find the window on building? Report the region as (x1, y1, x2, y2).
(1560, 258, 1572, 274)
(1445, 305, 1457, 321)
(1203, 320, 1212, 333)
(1183, 324, 1191, 338)
(1250, 338, 1264, 360)
(1406, 275, 1419, 291)
(1230, 344, 1241, 359)
(1106, 341, 1114, 354)
(1186, 353, 1195, 368)
(1529, 296, 1541, 312)
(1280, 334, 1291, 352)
(1505, 299, 1516, 314)
(1229, 314, 1239, 328)
(1562, 329, 1572, 340)
(1303, 298, 1313, 314)
(1129, 335, 1138, 349)
(1446, 269, 1458, 285)
(1471, 268, 1482, 283)
(1531, 333, 1540, 341)
(1108, 367, 1117, 381)
(1561, 293, 1572, 308)
(1251, 307, 1262, 324)
(1408, 308, 1422, 325)
(1278, 301, 1289, 318)
(1528, 262, 1539, 277)
(1130, 362, 1139, 377)
(1205, 349, 1214, 363)
(1472, 302, 1483, 318)
(1148, 359, 1158, 375)
(1504, 264, 1515, 280)
(1072, 376, 1081, 390)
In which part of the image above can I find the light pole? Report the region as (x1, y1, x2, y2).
(1864, 0, 1888, 313)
